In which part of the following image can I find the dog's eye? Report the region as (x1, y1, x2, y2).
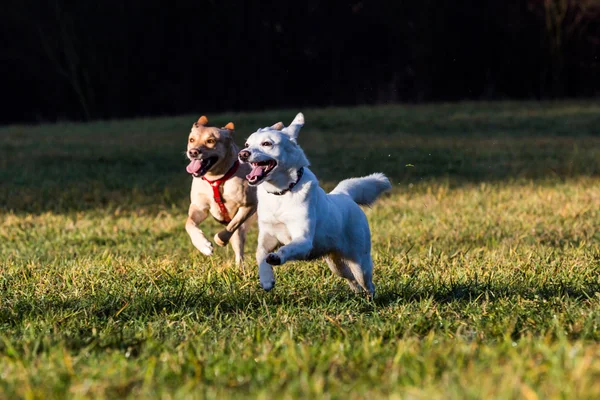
(261, 141, 272, 147)
(244, 142, 249, 148)
(189, 138, 195, 143)
(206, 138, 215, 145)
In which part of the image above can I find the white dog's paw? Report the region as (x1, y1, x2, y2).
(259, 265, 275, 291)
(260, 278, 275, 291)
(266, 253, 281, 265)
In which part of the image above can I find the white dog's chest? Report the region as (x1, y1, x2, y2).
(259, 210, 293, 244)
(267, 223, 292, 244)
(258, 187, 314, 245)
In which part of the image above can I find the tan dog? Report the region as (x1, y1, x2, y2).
(185, 116, 257, 266)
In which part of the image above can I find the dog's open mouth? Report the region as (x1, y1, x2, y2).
(247, 160, 277, 185)
(186, 156, 218, 177)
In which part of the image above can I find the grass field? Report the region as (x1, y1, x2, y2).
(1, 101, 600, 399)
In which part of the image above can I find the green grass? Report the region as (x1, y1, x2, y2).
(1, 101, 600, 399)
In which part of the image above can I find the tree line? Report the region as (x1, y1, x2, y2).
(2, 0, 599, 123)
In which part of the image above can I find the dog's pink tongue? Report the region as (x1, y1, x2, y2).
(247, 165, 266, 179)
(186, 159, 202, 174)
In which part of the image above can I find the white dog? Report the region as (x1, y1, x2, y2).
(238, 113, 391, 296)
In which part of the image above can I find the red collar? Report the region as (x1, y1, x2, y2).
(201, 160, 240, 223)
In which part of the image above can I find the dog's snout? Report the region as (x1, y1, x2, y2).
(238, 150, 250, 161)
(188, 148, 200, 158)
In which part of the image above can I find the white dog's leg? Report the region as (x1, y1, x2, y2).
(266, 220, 315, 265)
(345, 255, 375, 297)
(256, 231, 279, 291)
(265, 237, 312, 266)
(325, 254, 361, 293)
(228, 223, 247, 269)
(186, 204, 213, 256)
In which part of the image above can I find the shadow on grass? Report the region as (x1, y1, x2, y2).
(375, 281, 600, 307)
(2, 278, 598, 327)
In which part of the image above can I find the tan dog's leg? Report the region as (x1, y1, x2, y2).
(186, 204, 213, 256)
(228, 223, 247, 268)
(213, 205, 256, 247)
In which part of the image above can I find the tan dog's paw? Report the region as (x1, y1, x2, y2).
(193, 239, 213, 256)
(214, 230, 232, 247)
(199, 242, 213, 256)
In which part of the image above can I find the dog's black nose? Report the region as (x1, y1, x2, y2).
(188, 148, 200, 158)
(238, 150, 250, 161)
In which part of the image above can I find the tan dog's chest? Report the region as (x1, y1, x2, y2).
(190, 174, 252, 221)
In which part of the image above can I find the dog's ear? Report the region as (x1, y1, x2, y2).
(197, 116, 208, 125)
(223, 122, 235, 131)
(282, 112, 304, 142)
(271, 122, 284, 131)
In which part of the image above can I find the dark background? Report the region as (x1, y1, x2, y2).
(2, 0, 599, 124)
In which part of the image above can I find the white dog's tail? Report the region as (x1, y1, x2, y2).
(331, 173, 391, 206)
